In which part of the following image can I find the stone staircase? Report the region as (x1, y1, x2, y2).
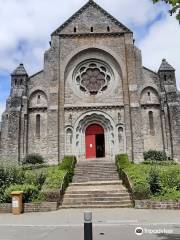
(61, 159, 133, 208)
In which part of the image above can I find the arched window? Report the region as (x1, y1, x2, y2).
(36, 114, 40, 138)
(74, 27, 77, 33)
(37, 95, 41, 104)
(149, 111, 155, 135)
(14, 79, 17, 86)
(107, 26, 110, 32)
(91, 27, 94, 32)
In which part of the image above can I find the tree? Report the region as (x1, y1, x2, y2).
(153, 0, 180, 22)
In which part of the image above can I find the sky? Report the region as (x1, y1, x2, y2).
(0, 0, 180, 119)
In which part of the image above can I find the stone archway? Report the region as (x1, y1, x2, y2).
(73, 111, 116, 161)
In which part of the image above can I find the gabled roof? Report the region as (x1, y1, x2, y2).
(158, 59, 175, 72)
(52, 0, 132, 35)
(11, 63, 28, 76)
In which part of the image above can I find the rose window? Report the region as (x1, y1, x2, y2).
(74, 61, 112, 95)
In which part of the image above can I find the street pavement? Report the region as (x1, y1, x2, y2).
(0, 208, 180, 240)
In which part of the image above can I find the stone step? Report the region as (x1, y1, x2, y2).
(75, 166, 116, 169)
(66, 191, 129, 196)
(63, 200, 132, 205)
(63, 193, 130, 198)
(74, 171, 118, 176)
(73, 179, 119, 183)
(75, 170, 117, 173)
(69, 180, 122, 186)
(63, 197, 131, 203)
(60, 204, 133, 209)
(61, 159, 132, 209)
(73, 178, 119, 182)
(73, 176, 119, 179)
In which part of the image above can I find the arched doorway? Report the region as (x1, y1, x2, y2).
(85, 124, 105, 159)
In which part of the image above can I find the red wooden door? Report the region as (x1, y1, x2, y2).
(85, 134, 96, 158)
(85, 124, 104, 159)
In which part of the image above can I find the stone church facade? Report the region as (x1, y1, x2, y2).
(0, 0, 180, 164)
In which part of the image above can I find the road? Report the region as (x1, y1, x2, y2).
(0, 208, 180, 240)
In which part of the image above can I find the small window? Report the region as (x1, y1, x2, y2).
(148, 92, 151, 101)
(164, 75, 167, 81)
(74, 27, 77, 33)
(20, 79, 23, 85)
(37, 95, 41, 104)
(149, 111, 155, 135)
(91, 27, 93, 32)
(14, 79, 17, 85)
(107, 26, 110, 32)
(36, 114, 40, 138)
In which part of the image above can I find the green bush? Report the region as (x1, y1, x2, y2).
(59, 156, 77, 182)
(4, 184, 39, 203)
(42, 167, 67, 190)
(23, 154, 44, 165)
(133, 180, 151, 200)
(152, 187, 180, 201)
(143, 160, 176, 166)
(116, 154, 130, 170)
(148, 167, 161, 195)
(144, 150, 167, 161)
(0, 165, 25, 203)
(124, 164, 151, 199)
(24, 171, 47, 189)
(159, 167, 180, 190)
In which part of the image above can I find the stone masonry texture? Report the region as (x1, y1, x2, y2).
(0, 0, 180, 164)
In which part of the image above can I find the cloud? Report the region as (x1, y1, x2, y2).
(0, 0, 179, 121)
(0, 0, 167, 73)
(139, 15, 180, 89)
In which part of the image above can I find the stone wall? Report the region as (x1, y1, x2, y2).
(0, 202, 58, 214)
(0, 0, 180, 164)
(135, 200, 180, 209)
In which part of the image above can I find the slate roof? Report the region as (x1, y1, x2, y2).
(52, 0, 132, 35)
(12, 63, 28, 76)
(158, 59, 175, 72)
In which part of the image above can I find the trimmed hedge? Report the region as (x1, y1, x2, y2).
(23, 154, 44, 165)
(115, 154, 130, 171)
(144, 150, 167, 161)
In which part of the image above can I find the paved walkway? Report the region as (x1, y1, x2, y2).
(0, 208, 180, 239)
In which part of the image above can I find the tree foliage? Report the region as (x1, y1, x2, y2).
(153, 0, 180, 22)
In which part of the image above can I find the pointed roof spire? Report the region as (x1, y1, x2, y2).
(158, 59, 175, 72)
(11, 63, 28, 76)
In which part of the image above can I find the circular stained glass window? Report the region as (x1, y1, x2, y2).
(74, 60, 113, 95)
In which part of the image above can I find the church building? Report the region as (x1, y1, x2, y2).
(0, 0, 180, 164)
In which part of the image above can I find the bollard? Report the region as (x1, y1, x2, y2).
(11, 191, 23, 215)
(84, 212, 93, 240)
